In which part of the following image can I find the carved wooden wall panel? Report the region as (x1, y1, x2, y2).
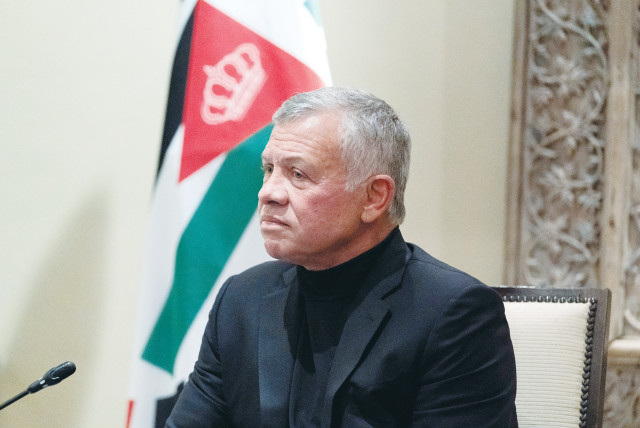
(625, 52, 640, 337)
(506, 1, 640, 426)
(604, 367, 640, 427)
(518, 0, 606, 289)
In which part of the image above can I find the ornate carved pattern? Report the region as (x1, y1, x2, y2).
(625, 123, 640, 334)
(625, 32, 640, 334)
(604, 366, 640, 427)
(519, 0, 608, 288)
(511, 1, 640, 427)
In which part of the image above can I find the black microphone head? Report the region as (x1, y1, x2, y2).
(28, 361, 76, 394)
(49, 361, 76, 382)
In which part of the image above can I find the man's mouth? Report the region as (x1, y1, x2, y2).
(260, 214, 287, 227)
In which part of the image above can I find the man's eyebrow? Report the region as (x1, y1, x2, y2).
(261, 153, 308, 165)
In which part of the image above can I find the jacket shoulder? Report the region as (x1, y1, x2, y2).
(404, 243, 493, 301)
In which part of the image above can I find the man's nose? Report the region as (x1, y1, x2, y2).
(258, 172, 288, 205)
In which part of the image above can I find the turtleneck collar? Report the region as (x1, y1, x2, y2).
(296, 227, 399, 300)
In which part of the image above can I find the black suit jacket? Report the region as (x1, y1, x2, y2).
(166, 231, 518, 427)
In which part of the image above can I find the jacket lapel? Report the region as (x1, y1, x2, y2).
(322, 292, 390, 410)
(258, 266, 301, 428)
(321, 233, 411, 426)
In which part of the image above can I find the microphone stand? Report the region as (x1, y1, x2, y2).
(0, 361, 76, 411)
(0, 390, 29, 411)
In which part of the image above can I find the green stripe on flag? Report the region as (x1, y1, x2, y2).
(142, 124, 272, 373)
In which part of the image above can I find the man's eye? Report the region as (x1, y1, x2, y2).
(292, 170, 304, 179)
(262, 165, 273, 174)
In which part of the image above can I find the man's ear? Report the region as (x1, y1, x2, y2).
(361, 175, 395, 223)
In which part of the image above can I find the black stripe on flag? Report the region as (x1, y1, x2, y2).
(157, 10, 195, 177)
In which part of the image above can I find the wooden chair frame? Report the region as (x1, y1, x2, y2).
(493, 287, 611, 428)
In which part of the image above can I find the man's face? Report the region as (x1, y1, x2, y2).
(258, 113, 367, 270)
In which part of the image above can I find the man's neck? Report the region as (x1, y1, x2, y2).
(301, 223, 397, 271)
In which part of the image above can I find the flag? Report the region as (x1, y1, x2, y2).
(126, 0, 330, 425)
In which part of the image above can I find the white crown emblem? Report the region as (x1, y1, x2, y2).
(200, 43, 266, 125)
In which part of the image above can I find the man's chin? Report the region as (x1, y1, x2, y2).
(263, 240, 283, 259)
(263, 242, 299, 265)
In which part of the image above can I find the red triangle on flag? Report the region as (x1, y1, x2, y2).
(180, 0, 325, 181)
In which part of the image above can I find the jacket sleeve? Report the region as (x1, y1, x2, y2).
(165, 282, 233, 428)
(411, 284, 518, 427)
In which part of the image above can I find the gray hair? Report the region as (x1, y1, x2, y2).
(272, 87, 411, 225)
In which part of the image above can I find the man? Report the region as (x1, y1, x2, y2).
(167, 87, 518, 427)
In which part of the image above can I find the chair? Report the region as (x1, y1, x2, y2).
(492, 287, 611, 428)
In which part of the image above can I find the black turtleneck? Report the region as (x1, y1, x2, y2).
(289, 228, 399, 427)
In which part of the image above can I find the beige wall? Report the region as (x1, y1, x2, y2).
(0, 1, 514, 426)
(321, 0, 514, 283)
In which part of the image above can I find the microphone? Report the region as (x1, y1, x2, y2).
(0, 361, 76, 411)
(27, 361, 76, 393)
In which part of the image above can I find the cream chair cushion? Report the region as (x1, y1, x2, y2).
(503, 301, 590, 427)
